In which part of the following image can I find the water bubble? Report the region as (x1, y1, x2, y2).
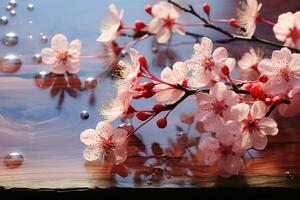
(10, 10, 16, 16)
(29, 20, 33, 24)
(0, 54, 22, 73)
(177, 131, 185, 136)
(80, 110, 89, 120)
(6, 5, 13, 11)
(41, 35, 48, 43)
(121, 49, 128, 58)
(2, 32, 19, 47)
(33, 53, 42, 64)
(8, 0, 17, 8)
(0, 16, 8, 25)
(118, 122, 134, 132)
(152, 47, 158, 53)
(3, 152, 24, 169)
(34, 71, 53, 88)
(146, 180, 152, 185)
(84, 77, 97, 90)
(27, 4, 34, 11)
(28, 34, 33, 40)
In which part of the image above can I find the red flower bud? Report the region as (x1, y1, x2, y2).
(126, 104, 136, 114)
(259, 74, 268, 83)
(229, 18, 238, 28)
(272, 96, 282, 105)
(221, 65, 230, 76)
(139, 56, 147, 69)
(135, 20, 146, 31)
(143, 90, 155, 98)
(143, 82, 155, 91)
(264, 97, 272, 106)
(202, 3, 210, 16)
(144, 4, 152, 15)
(249, 85, 265, 100)
(136, 112, 152, 121)
(152, 104, 166, 113)
(156, 117, 167, 128)
(243, 83, 253, 91)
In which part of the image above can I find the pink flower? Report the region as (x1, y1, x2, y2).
(273, 12, 300, 49)
(155, 62, 188, 104)
(80, 121, 127, 164)
(278, 89, 300, 117)
(238, 48, 263, 70)
(258, 48, 300, 96)
(41, 34, 81, 74)
(199, 131, 245, 177)
(97, 4, 124, 43)
(187, 37, 230, 88)
(195, 82, 239, 133)
(228, 101, 278, 150)
(237, 0, 262, 37)
(148, 1, 185, 44)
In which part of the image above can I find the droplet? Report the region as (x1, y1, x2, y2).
(29, 20, 33, 24)
(41, 35, 48, 43)
(80, 110, 89, 120)
(118, 122, 134, 132)
(0, 54, 22, 73)
(121, 49, 128, 58)
(3, 152, 24, 169)
(285, 171, 295, 180)
(152, 47, 158, 53)
(28, 34, 33, 40)
(146, 180, 152, 185)
(2, 32, 19, 47)
(8, 0, 17, 8)
(33, 53, 42, 64)
(177, 131, 185, 136)
(6, 5, 13, 11)
(84, 77, 97, 90)
(0, 16, 8, 25)
(34, 71, 53, 88)
(27, 4, 34, 11)
(10, 10, 16, 16)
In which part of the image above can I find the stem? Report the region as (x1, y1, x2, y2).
(260, 17, 275, 26)
(79, 55, 99, 59)
(127, 114, 157, 138)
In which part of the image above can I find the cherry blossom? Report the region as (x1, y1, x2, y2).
(97, 4, 124, 43)
(195, 82, 239, 133)
(237, 0, 262, 37)
(199, 131, 245, 177)
(278, 89, 300, 117)
(41, 34, 81, 74)
(258, 47, 300, 95)
(238, 48, 263, 71)
(273, 12, 300, 50)
(80, 121, 127, 163)
(228, 101, 278, 150)
(187, 37, 230, 88)
(148, 1, 185, 44)
(155, 62, 188, 104)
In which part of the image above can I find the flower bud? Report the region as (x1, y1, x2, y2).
(249, 85, 265, 100)
(126, 104, 136, 114)
(144, 4, 152, 15)
(264, 97, 272, 106)
(156, 117, 167, 128)
(143, 90, 155, 98)
(139, 56, 147, 69)
(136, 112, 152, 121)
(221, 65, 230, 76)
(272, 96, 282, 105)
(202, 3, 210, 16)
(135, 20, 146, 31)
(152, 104, 166, 113)
(143, 82, 155, 91)
(259, 74, 268, 83)
(229, 18, 238, 28)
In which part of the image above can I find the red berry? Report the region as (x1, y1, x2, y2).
(272, 96, 282, 105)
(144, 4, 152, 15)
(229, 18, 238, 28)
(139, 56, 147, 68)
(152, 104, 166, 113)
(136, 112, 152, 121)
(156, 117, 167, 128)
(249, 85, 265, 100)
(202, 3, 210, 16)
(259, 74, 268, 83)
(221, 65, 230, 76)
(135, 20, 146, 31)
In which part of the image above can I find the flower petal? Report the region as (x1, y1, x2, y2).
(51, 34, 69, 52)
(41, 48, 57, 65)
(83, 145, 102, 161)
(80, 129, 100, 145)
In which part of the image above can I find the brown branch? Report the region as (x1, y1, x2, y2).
(168, 0, 300, 53)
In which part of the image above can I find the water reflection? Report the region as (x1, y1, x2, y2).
(34, 72, 97, 109)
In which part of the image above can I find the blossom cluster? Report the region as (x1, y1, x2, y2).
(38, 0, 300, 177)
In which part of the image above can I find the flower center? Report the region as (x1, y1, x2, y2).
(211, 99, 228, 117)
(218, 143, 234, 159)
(101, 136, 115, 156)
(202, 57, 214, 71)
(58, 52, 69, 63)
(164, 15, 176, 30)
(243, 116, 259, 133)
(277, 66, 291, 82)
(288, 26, 300, 43)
